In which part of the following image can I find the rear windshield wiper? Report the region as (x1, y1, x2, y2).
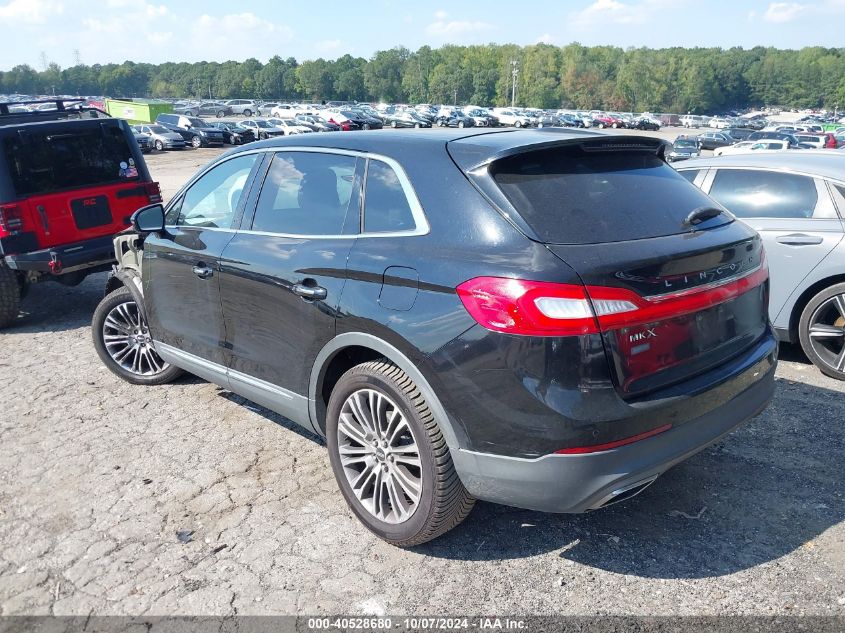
(684, 206, 724, 226)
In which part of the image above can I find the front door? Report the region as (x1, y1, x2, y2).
(144, 153, 261, 373)
(218, 150, 361, 425)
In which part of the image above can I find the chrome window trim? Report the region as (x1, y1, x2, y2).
(165, 146, 430, 239)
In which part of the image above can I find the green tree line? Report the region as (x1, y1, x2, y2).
(3, 44, 845, 113)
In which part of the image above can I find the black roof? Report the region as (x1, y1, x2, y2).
(229, 128, 666, 170)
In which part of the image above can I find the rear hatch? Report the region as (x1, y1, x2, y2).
(453, 134, 770, 397)
(1, 119, 159, 252)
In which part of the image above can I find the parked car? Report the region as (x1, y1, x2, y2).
(295, 114, 341, 132)
(133, 124, 187, 151)
(592, 114, 626, 129)
(712, 139, 791, 156)
(794, 134, 827, 149)
(633, 117, 661, 131)
(666, 137, 701, 162)
(677, 153, 845, 379)
(266, 118, 313, 135)
(724, 127, 756, 142)
(384, 111, 429, 128)
(238, 118, 287, 140)
(133, 129, 151, 153)
(709, 117, 730, 129)
(225, 99, 258, 117)
(696, 131, 733, 150)
(492, 108, 531, 127)
(208, 121, 256, 145)
(178, 102, 232, 118)
(321, 112, 360, 132)
(347, 110, 384, 130)
(92, 129, 775, 545)
(747, 131, 799, 146)
(0, 99, 161, 328)
(154, 114, 226, 148)
(436, 111, 476, 128)
(558, 113, 585, 128)
(256, 102, 281, 116)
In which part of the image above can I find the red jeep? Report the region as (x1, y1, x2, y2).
(0, 100, 161, 328)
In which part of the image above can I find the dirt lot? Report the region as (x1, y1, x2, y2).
(0, 128, 842, 617)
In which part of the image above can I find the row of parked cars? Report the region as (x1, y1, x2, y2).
(3, 99, 845, 547)
(667, 127, 845, 162)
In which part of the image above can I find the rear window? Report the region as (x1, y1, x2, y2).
(3, 124, 139, 196)
(490, 146, 727, 244)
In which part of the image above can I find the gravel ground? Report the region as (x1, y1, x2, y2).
(0, 130, 842, 618)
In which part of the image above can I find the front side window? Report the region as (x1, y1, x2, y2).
(363, 160, 416, 233)
(167, 154, 257, 228)
(252, 152, 358, 235)
(709, 169, 818, 219)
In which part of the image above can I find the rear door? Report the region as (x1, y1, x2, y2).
(144, 152, 261, 370)
(2, 120, 152, 249)
(702, 167, 844, 321)
(217, 149, 360, 420)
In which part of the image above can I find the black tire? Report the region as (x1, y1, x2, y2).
(154, 139, 164, 151)
(191, 135, 202, 148)
(216, 110, 225, 118)
(326, 360, 475, 546)
(798, 282, 845, 381)
(458, 121, 465, 128)
(92, 287, 184, 386)
(243, 109, 252, 117)
(0, 260, 21, 329)
(514, 121, 522, 128)
(363, 123, 371, 130)
(598, 123, 605, 129)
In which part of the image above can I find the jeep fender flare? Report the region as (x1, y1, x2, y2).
(308, 332, 463, 453)
(105, 268, 146, 320)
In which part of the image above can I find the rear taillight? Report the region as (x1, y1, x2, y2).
(0, 203, 24, 236)
(456, 260, 768, 338)
(145, 182, 162, 204)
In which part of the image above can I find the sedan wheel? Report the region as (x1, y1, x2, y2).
(216, 111, 225, 118)
(514, 121, 522, 128)
(458, 121, 465, 128)
(191, 136, 202, 148)
(391, 121, 397, 128)
(799, 283, 845, 380)
(154, 140, 164, 151)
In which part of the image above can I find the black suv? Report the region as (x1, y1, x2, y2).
(154, 113, 225, 148)
(92, 129, 777, 546)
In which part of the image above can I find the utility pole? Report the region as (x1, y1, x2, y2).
(510, 60, 519, 108)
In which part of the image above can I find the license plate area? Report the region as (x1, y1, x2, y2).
(71, 195, 112, 230)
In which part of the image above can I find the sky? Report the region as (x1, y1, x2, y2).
(1, 0, 845, 70)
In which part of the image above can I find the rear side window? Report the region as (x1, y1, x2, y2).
(2, 124, 139, 196)
(252, 151, 357, 235)
(490, 146, 724, 244)
(364, 160, 415, 233)
(678, 169, 700, 183)
(709, 169, 817, 219)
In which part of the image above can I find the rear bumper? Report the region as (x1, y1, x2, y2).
(4, 234, 116, 274)
(451, 347, 776, 513)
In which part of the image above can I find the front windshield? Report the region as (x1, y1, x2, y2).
(675, 140, 698, 149)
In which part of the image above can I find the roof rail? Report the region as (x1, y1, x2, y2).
(0, 98, 110, 125)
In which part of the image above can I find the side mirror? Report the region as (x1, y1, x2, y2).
(132, 204, 165, 233)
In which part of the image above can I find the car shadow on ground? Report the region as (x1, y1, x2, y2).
(4, 272, 108, 334)
(416, 376, 844, 577)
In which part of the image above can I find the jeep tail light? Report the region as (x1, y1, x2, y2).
(0, 203, 24, 235)
(145, 182, 162, 204)
(456, 262, 768, 337)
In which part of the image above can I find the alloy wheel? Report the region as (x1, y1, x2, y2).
(102, 300, 169, 376)
(336, 388, 422, 524)
(807, 293, 845, 373)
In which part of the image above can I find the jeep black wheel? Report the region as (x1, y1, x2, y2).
(327, 360, 475, 546)
(92, 287, 183, 385)
(0, 261, 21, 329)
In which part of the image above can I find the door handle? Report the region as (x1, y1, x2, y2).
(775, 234, 824, 245)
(192, 265, 214, 279)
(292, 282, 327, 301)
